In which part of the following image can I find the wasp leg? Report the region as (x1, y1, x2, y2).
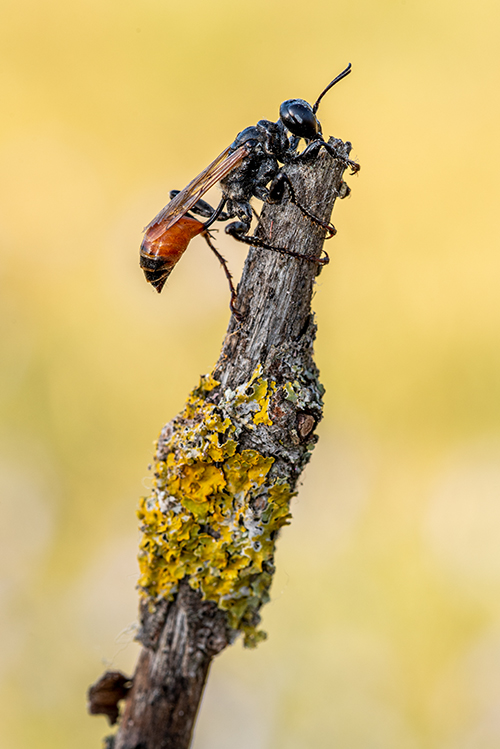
(225, 221, 329, 266)
(251, 204, 261, 221)
(288, 135, 300, 154)
(251, 157, 280, 202)
(268, 172, 336, 238)
(202, 230, 241, 318)
(298, 140, 360, 175)
(202, 197, 230, 230)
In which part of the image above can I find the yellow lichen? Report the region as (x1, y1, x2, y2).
(137, 367, 293, 646)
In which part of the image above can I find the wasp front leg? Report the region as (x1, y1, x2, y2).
(297, 139, 360, 175)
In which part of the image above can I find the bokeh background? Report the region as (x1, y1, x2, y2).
(2, 0, 500, 746)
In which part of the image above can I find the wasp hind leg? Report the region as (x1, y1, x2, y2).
(201, 230, 241, 319)
(168, 192, 237, 315)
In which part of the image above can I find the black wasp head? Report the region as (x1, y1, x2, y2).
(279, 99, 320, 140)
(280, 64, 352, 142)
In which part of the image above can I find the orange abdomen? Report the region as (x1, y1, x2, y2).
(140, 216, 205, 292)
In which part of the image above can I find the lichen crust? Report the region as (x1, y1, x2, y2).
(137, 366, 293, 647)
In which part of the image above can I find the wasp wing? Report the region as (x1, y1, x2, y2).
(143, 145, 249, 242)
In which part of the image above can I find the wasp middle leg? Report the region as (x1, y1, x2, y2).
(167, 191, 241, 317)
(267, 172, 337, 238)
(169, 191, 231, 225)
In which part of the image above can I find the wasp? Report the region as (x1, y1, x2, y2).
(140, 64, 359, 314)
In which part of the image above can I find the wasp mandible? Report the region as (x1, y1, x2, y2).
(140, 64, 359, 314)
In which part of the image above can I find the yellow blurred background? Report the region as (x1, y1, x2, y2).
(1, 0, 500, 746)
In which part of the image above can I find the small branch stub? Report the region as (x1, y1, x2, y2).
(91, 138, 356, 749)
(87, 671, 132, 725)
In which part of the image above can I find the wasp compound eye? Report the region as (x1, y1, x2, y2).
(279, 100, 319, 140)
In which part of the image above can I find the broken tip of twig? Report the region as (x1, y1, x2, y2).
(87, 670, 132, 725)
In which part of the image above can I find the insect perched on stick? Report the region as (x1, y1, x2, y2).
(140, 63, 359, 315)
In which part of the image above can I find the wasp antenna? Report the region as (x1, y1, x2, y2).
(312, 63, 352, 115)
